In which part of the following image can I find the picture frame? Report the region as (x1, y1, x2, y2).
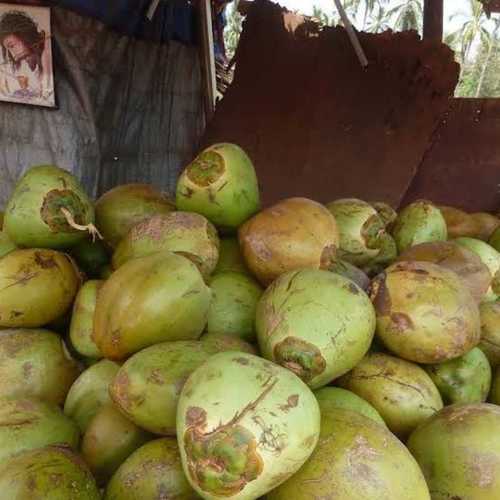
(0, 2, 55, 108)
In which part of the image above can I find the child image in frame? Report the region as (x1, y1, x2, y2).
(0, 5, 54, 107)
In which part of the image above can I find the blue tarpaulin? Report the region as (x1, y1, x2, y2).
(50, 0, 196, 44)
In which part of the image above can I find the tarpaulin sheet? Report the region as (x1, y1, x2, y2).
(50, 0, 196, 44)
(0, 6, 205, 208)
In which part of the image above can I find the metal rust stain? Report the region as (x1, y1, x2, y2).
(403, 99, 500, 212)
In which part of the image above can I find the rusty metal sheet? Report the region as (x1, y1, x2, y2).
(403, 99, 500, 212)
(201, 0, 459, 208)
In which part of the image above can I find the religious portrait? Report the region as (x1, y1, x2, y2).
(0, 3, 55, 107)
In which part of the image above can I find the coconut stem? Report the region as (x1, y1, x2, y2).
(60, 207, 103, 242)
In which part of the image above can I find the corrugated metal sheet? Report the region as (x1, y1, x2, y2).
(403, 99, 500, 212)
(0, 6, 205, 207)
(203, 0, 459, 208)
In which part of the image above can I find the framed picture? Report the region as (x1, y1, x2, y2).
(0, 3, 55, 108)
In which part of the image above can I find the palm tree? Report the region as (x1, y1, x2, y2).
(384, 0, 423, 32)
(446, 0, 490, 64)
(475, 18, 500, 96)
(365, 3, 391, 33)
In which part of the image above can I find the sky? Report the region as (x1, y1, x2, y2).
(273, 0, 482, 33)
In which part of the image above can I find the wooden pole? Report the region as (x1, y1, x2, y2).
(423, 0, 444, 42)
(199, 0, 217, 122)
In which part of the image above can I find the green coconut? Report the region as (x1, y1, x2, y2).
(326, 198, 387, 266)
(81, 404, 151, 484)
(4, 165, 97, 248)
(339, 352, 443, 438)
(314, 386, 386, 426)
(0, 445, 100, 499)
(110, 340, 241, 436)
(328, 259, 371, 291)
(455, 237, 500, 301)
(398, 241, 491, 303)
(239, 197, 340, 286)
(177, 351, 320, 500)
(95, 183, 175, 249)
(105, 438, 199, 500)
(200, 332, 258, 355)
(69, 280, 103, 359)
(479, 301, 500, 367)
(214, 237, 249, 275)
(0, 231, 16, 259)
(371, 201, 398, 228)
(425, 347, 491, 404)
(112, 212, 220, 279)
(0, 328, 80, 405)
(408, 404, 500, 500)
(93, 252, 211, 360)
(391, 200, 447, 253)
(268, 409, 430, 500)
(362, 232, 398, 277)
(370, 260, 481, 364)
(207, 271, 263, 342)
(0, 397, 79, 463)
(0, 249, 81, 328)
(64, 359, 120, 432)
(70, 238, 110, 278)
(176, 143, 260, 232)
(256, 269, 376, 389)
(490, 227, 500, 252)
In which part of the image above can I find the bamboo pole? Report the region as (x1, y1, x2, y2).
(333, 0, 368, 68)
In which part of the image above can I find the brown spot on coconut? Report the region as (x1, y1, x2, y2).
(239, 197, 340, 286)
